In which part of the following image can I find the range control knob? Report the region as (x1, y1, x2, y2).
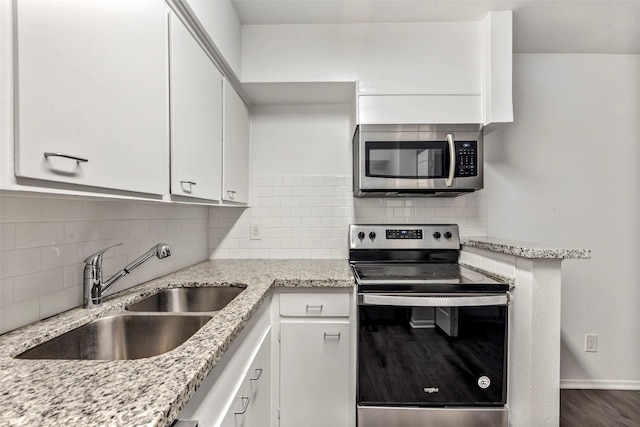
(357, 232, 365, 240)
(444, 231, 453, 239)
(433, 232, 442, 239)
(369, 232, 376, 240)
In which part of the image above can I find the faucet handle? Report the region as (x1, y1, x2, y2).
(83, 243, 122, 264)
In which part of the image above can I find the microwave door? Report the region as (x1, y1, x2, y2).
(364, 141, 449, 180)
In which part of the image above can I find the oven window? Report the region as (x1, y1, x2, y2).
(364, 141, 449, 179)
(358, 304, 507, 407)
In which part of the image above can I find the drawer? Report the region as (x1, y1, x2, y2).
(279, 292, 350, 317)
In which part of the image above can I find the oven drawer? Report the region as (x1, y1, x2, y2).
(280, 293, 350, 317)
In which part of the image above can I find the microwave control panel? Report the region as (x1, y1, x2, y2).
(454, 141, 477, 177)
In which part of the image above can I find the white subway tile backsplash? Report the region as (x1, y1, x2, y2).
(41, 198, 84, 222)
(14, 268, 64, 302)
(40, 286, 81, 319)
(0, 195, 209, 334)
(16, 222, 65, 248)
(1, 196, 42, 222)
(65, 221, 101, 243)
(63, 263, 83, 289)
(209, 175, 487, 261)
(1, 298, 40, 333)
(1, 248, 42, 278)
(0, 278, 14, 307)
(83, 201, 117, 221)
(0, 224, 15, 250)
(41, 243, 84, 270)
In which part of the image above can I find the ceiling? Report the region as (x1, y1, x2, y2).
(230, 0, 640, 54)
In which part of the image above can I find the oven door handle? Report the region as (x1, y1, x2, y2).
(359, 293, 510, 307)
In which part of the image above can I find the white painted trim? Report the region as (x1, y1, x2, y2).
(560, 380, 640, 390)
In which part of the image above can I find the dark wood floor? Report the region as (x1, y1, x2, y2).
(560, 389, 640, 427)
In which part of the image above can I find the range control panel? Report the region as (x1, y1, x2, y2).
(349, 224, 460, 250)
(454, 141, 477, 177)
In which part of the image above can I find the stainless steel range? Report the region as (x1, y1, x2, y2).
(350, 224, 510, 427)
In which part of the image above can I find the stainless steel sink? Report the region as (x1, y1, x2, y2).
(15, 314, 211, 360)
(125, 286, 245, 313)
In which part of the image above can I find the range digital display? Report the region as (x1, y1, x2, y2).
(386, 229, 423, 239)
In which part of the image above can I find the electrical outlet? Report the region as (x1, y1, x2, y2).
(250, 223, 261, 240)
(585, 334, 597, 352)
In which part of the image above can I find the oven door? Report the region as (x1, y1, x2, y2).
(357, 293, 508, 426)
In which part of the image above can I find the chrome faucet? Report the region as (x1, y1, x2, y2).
(83, 243, 172, 308)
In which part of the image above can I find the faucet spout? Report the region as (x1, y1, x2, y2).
(83, 243, 172, 309)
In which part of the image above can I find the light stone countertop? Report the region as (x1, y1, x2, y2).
(461, 237, 591, 260)
(0, 259, 354, 427)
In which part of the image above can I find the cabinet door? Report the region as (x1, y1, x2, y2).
(222, 80, 250, 204)
(220, 379, 249, 427)
(280, 322, 350, 427)
(14, 0, 169, 194)
(245, 330, 271, 427)
(169, 13, 223, 201)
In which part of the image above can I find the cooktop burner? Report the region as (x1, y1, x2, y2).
(349, 224, 509, 293)
(353, 263, 497, 284)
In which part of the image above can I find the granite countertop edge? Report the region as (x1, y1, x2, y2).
(461, 237, 591, 260)
(0, 259, 355, 427)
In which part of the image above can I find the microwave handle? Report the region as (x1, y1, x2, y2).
(445, 133, 455, 187)
(359, 293, 509, 307)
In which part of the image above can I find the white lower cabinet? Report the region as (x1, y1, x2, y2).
(175, 302, 271, 427)
(279, 321, 351, 427)
(176, 290, 354, 427)
(220, 330, 271, 427)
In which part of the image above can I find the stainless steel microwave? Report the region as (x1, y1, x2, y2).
(352, 124, 483, 197)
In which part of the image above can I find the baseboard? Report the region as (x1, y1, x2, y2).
(560, 379, 640, 390)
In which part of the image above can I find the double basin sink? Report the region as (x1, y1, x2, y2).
(16, 286, 245, 361)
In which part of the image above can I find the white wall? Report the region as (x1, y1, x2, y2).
(208, 103, 487, 259)
(484, 54, 640, 388)
(241, 22, 482, 95)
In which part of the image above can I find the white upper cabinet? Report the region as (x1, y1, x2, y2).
(183, 0, 242, 77)
(222, 80, 250, 204)
(169, 12, 223, 202)
(13, 0, 169, 194)
(241, 12, 513, 124)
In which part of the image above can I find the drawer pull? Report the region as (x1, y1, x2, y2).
(324, 332, 341, 340)
(234, 396, 250, 415)
(44, 152, 88, 164)
(306, 304, 323, 312)
(249, 368, 263, 381)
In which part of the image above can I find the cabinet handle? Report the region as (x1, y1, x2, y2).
(44, 152, 88, 164)
(180, 181, 196, 193)
(249, 368, 263, 381)
(324, 332, 341, 340)
(306, 304, 323, 312)
(227, 190, 236, 199)
(234, 396, 250, 415)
